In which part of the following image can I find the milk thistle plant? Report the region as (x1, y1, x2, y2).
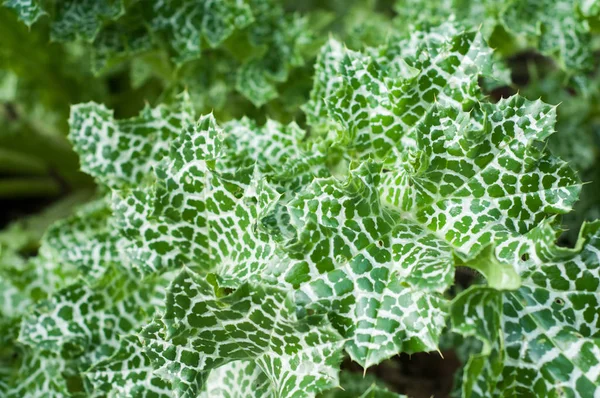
(0, 1, 599, 397)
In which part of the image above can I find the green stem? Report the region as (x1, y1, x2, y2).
(0, 148, 48, 175)
(0, 177, 62, 198)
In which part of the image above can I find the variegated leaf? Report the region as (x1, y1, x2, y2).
(148, 0, 253, 64)
(140, 270, 344, 398)
(111, 114, 279, 276)
(18, 266, 169, 371)
(50, 0, 124, 42)
(289, 28, 580, 368)
(4, 350, 69, 398)
(307, 26, 508, 163)
(41, 199, 127, 282)
(452, 220, 600, 397)
(69, 93, 195, 189)
(273, 163, 451, 368)
(86, 335, 172, 398)
(3, 0, 45, 26)
(393, 0, 599, 73)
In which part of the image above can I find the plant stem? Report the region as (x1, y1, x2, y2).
(0, 148, 48, 175)
(0, 177, 61, 198)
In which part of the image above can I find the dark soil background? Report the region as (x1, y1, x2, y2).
(343, 351, 461, 397)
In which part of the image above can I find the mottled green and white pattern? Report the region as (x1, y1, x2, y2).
(4, 351, 69, 398)
(148, 0, 253, 64)
(18, 266, 169, 367)
(50, 0, 124, 42)
(3, 0, 45, 26)
(3, 20, 598, 397)
(140, 270, 343, 397)
(42, 199, 127, 282)
(307, 26, 509, 163)
(86, 335, 172, 397)
(69, 93, 196, 189)
(452, 220, 600, 397)
(392, 0, 599, 73)
(297, 27, 580, 369)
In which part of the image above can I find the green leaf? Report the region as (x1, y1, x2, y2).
(380, 96, 580, 258)
(69, 93, 196, 189)
(450, 286, 504, 397)
(235, 11, 311, 107)
(140, 270, 344, 398)
(221, 117, 330, 192)
(320, 371, 405, 397)
(501, 0, 594, 71)
(3, 0, 316, 107)
(290, 27, 580, 368)
(392, 0, 598, 73)
(516, 66, 600, 245)
(3, 0, 45, 26)
(110, 113, 235, 275)
(276, 163, 451, 368)
(41, 199, 125, 282)
(18, 266, 169, 371)
(86, 335, 172, 397)
(147, 0, 253, 64)
(0, 252, 38, 320)
(4, 350, 70, 398)
(198, 361, 272, 398)
(222, 117, 307, 173)
(235, 60, 279, 107)
(452, 220, 600, 397)
(307, 26, 508, 162)
(302, 38, 345, 133)
(50, 0, 124, 42)
(454, 246, 521, 291)
(90, 21, 154, 73)
(110, 113, 304, 277)
(0, 250, 73, 322)
(4, 0, 124, 41)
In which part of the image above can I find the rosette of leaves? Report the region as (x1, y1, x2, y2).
(66, 93, 345, 396)
(299, 23, 583, 381)
(304, 23, 598, 397)
(17, 23, 585, 397)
